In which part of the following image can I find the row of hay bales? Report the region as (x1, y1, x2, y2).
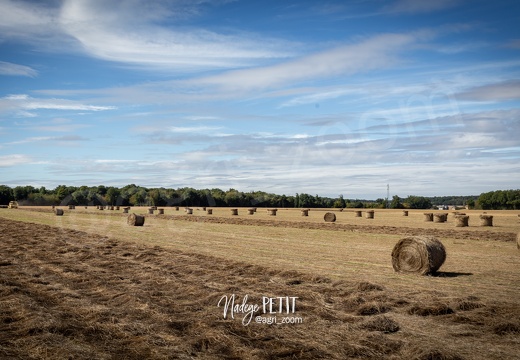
(423, 212, 494, 227)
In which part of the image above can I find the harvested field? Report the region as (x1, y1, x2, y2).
(1, 208, 519, 359)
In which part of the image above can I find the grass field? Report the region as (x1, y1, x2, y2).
(1, 206, 519, 359)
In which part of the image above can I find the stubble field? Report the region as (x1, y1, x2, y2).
(1, 206, 519, 359)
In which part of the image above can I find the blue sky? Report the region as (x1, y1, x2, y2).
(1, 0, 519, 199)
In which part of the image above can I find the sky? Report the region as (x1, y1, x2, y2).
(0, 0, 519, 199)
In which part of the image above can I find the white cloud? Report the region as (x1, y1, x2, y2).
(456, 80, 520, 102)
(0, 94, 116, 115)
(0, 61, 38, 77)
(58, 0, 294, 72)
(193, 33, 417, 92)
(0, 154, 32, 167)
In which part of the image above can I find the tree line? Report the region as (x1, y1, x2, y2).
(0, 184, 514, 210)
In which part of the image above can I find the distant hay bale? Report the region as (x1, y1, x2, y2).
(301, 209, 309, 216)
(99, 206, 104, 210)
(391, 236, 446, 275)
(423, 213, 433, 222)
(231, 208, 238, 216)
(123, 207, 129, 214)
(365, 210, 374, 219)
(148, 208, 154, 215)
(455, 215, 469, 227)
(158, 209, 164, 215)
(402, 210, 408, 216)
(517, 233, 520, 250)
(175, 206, 179, 211)
(186, 208, 193, 214)
(268, 209, 277, 216)
(355, 210, 362, 217)
(68, 205, 74, 210)
(324, 212, 336, 222)
(207, 209, 212, 215)
(248, 208, 255, 215)
(479, 215, 493, 226)
(116, 206, 120, 210)
(55, 208, 64, 216)
(433, 214, 446, 223)
(127, 213, 145, 226)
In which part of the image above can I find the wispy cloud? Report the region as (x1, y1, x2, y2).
(0, 94, 116, 115)
(0, 61, 38, 77)
(455, 80, 520, 102)
(0, 154, 32, 167)
(5, 135, 88, 146)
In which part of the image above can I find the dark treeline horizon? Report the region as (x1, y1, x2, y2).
(3, 184, 514, 210)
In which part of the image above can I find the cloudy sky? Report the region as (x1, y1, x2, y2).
(1, 0, 519, 199)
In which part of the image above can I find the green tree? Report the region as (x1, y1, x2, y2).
(390, 195, 404, 209)
(0, 185, 14, 204)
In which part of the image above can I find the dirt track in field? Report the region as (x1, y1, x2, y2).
(1, 218, 519, 359)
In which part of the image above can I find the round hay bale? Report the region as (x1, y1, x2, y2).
(268, 209, 277, 216)
(423, 213, 433, 222)
(479, 215, 493, 226)
(365, 210, 374, 219)
(324, 212, 336, 222)
(391, 236, 446, 275)
(207, 209, 213, 215)
(402, 210, 408, 216)
(455, 215, 469, 227)
(55, 208, 64, 216)
(301, 209, 309, 216)
(355, 210, 362, 217)
(116, 206, 120, 210)
(231, 208, 238, 216)
(123, 207, 129, 214)
(433, 214, 446, 223)
(186, 208, 193, 214)
(158, 209, 164, 215)
(148, 208, 154, 215)
(248, 208, 255, 215)
(127, 213, 145, 226)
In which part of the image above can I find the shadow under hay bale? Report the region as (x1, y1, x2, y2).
(402, 210, 408, 216)
(230, 208, 238, 216)
(365, 210, 374, 219)
(355, 210, 362, 217)
(455, 215, 469, 227)
(127, 213, 145, 226)
(391, 236, 446, 275)
(54, 209, 64, 216)
(423, 213, 433, 222)
(479, 214, 493, 226)
(324, 212, 336, 222)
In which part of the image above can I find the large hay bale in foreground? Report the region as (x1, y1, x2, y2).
(127, 213, 145, 226)
(324, 212, 336, 222)
(391, 236, 446, 275)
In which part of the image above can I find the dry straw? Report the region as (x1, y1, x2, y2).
(479, 215, 493, 226)
(391, 236, 446, 275)
(127, 213, 145, 226)
(517, 232, 520, 250)
(324, 212, 336, 222)
(455, 215, 469, 227)
(433, 213, 447, 223)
